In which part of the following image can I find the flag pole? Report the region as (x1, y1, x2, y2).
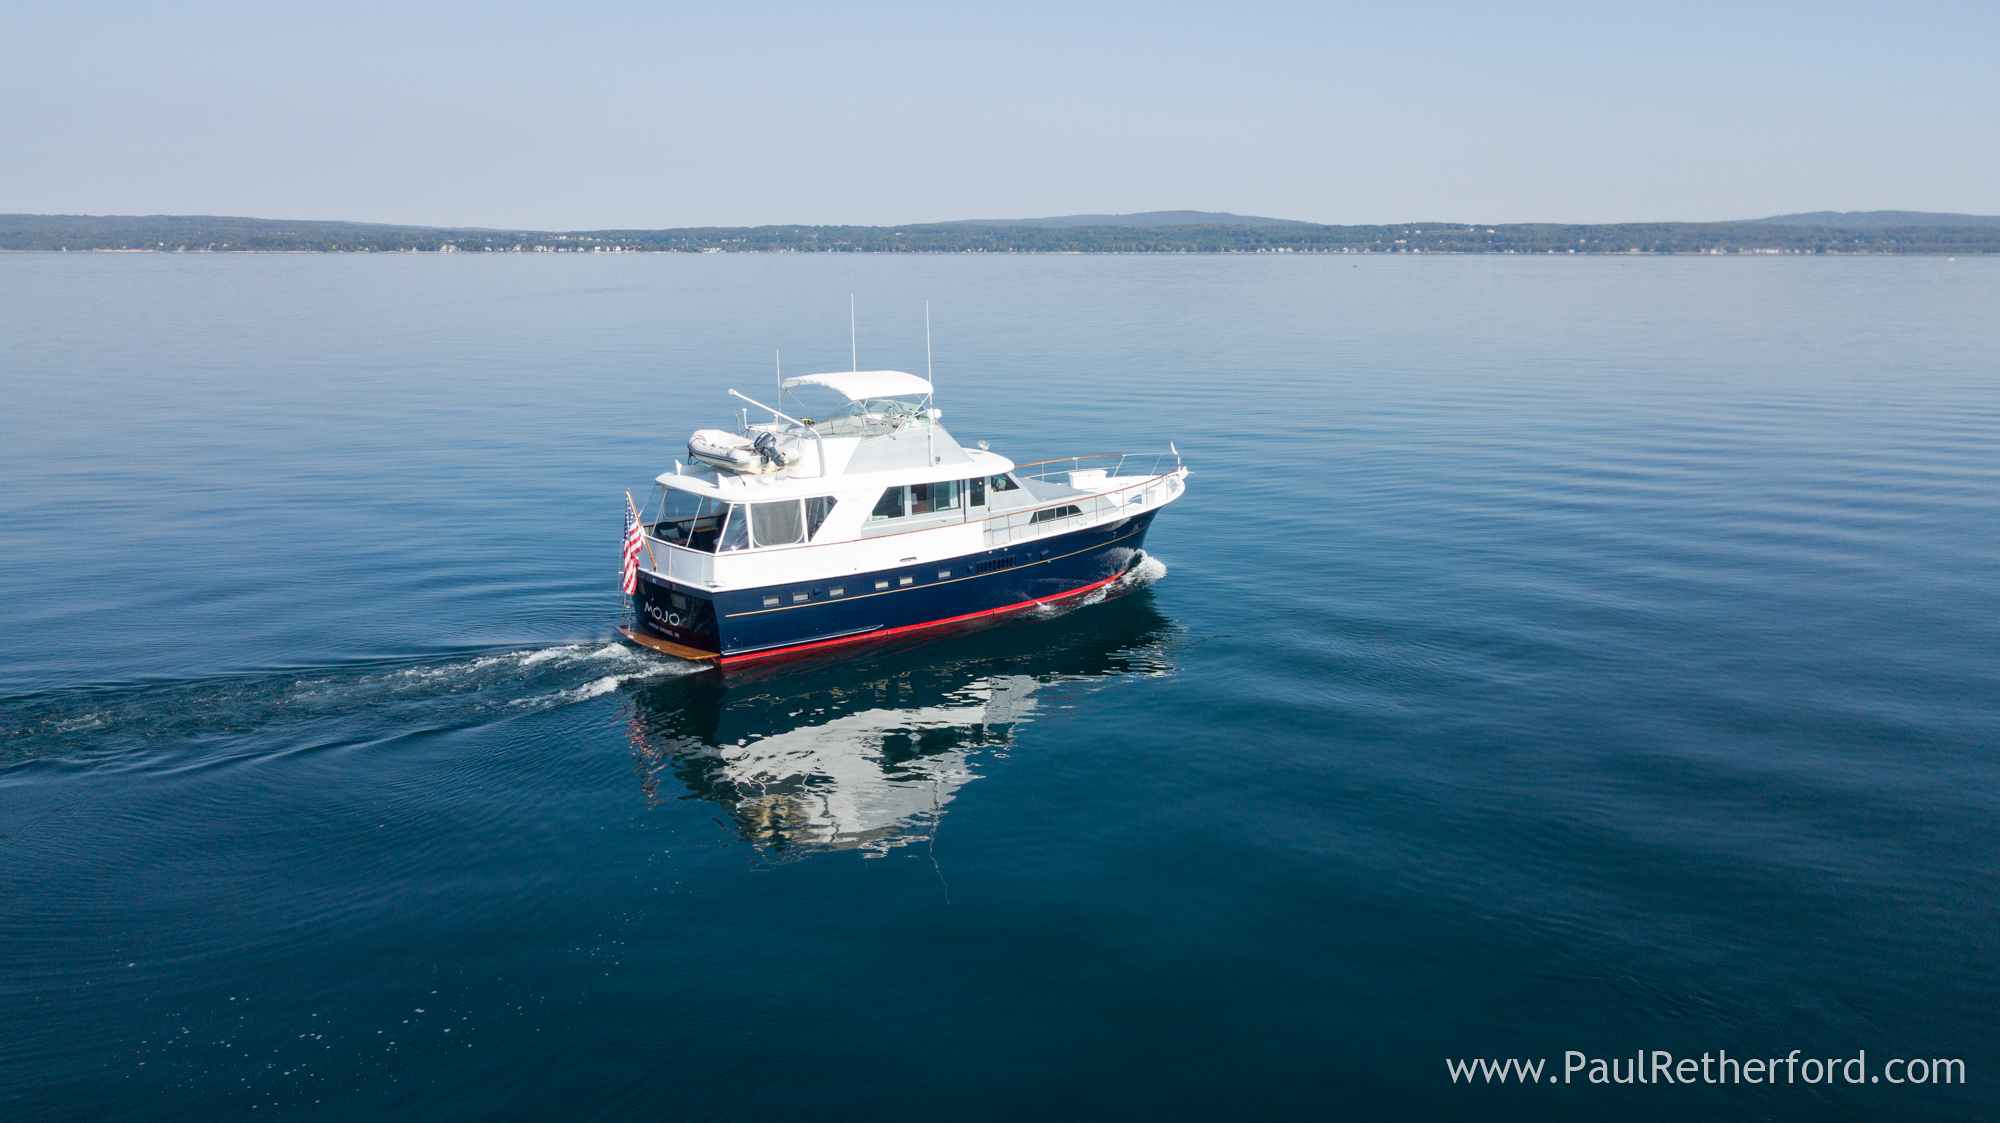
(627, 488, 657, 568)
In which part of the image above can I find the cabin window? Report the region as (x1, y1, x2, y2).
(869, 482, 965, 524)
(805, 495, 837, 539)
(869, 487, 906, 521)
(1030, 504, 1083, 524)
(910, 479, 959, 515)
(969, 476, 985, 506)
(937, 569, 951, 579)
(716, 504, 750, 552)
(899, 575, 914, 586)
(988, 473, 1022, 493)
(792, 592, 808, 603)
(749, 500, 805, 547)
(648, 489, 731, 553)
(830, 587, 844, 597)
(874, 579, 890, 590)
(762, 596, 780, 607)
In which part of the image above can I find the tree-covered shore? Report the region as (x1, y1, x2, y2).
(5, 213, 1996, 254)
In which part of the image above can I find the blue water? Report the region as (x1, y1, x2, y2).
(3, 254, 1996, 1120)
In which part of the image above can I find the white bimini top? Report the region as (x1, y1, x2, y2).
(780, 370, 933, 401)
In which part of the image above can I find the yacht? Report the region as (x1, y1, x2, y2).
(618, 369, 1187, 664)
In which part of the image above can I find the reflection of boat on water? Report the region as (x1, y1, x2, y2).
(624, 590, 1177, 857)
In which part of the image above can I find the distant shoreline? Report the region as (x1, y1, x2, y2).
(5, 214, 1997, 255)
(4, 247, 1979, 256)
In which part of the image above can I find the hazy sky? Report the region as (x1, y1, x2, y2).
(5, 1, 1996, 228)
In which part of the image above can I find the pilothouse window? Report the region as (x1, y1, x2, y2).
(869, 482, 960, 524)
(911, 480, 959, 515)
(869, 487, 906, 521)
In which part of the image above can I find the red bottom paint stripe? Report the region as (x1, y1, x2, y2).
(714, 570, 1129, 665)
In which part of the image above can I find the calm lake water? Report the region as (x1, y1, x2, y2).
(3, 253, 1996, 1121)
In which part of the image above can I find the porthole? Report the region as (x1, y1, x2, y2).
(792, 592, 808, 603)
(874, 579, 890, 590)
(830, 587, 844, 597)
(762, 596, 780, 607)
(898, 576, 913, 586)
(937, 569, 951, 579)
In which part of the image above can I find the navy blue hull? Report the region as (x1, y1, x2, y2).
(630, 510, 1159, 661)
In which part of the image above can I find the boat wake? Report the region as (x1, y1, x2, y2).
(0, 641, 702, 769)
(1028, 554, 1169, 618)
(1116, 553, 1170, 591)
(3, 557, 1174, 772)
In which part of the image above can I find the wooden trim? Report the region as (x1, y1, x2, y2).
(615, 625, 721, 665)
(1011, 453, 1129, 469)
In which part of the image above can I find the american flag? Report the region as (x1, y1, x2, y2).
(621, 490, 645, 595)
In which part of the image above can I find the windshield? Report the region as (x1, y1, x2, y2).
(812, 397, 929, 436)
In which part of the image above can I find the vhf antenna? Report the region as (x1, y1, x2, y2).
(925, 300, 935, 465)
(850, 294, 857, 371)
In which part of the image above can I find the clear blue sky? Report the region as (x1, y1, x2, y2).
(5, 1, 1995, 228)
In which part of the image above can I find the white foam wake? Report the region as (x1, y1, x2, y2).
(506, 642, 706, 710)
(1035, 554, 1171, 614)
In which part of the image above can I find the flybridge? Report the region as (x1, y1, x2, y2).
(677, 367, 969, 486)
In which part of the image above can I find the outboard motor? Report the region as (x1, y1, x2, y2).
(753, 431, 785, 469)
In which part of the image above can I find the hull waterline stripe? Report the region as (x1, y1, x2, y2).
(714, 568, 1131, 665)
(718, 624, 886, 659)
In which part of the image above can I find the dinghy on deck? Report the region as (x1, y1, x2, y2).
(687, 429, 795, 474)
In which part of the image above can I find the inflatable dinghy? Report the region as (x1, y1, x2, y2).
(687, 429, 794, 474)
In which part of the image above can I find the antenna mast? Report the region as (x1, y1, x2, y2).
(850, 294, 857, 372)
(925, 300, 935, 465)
